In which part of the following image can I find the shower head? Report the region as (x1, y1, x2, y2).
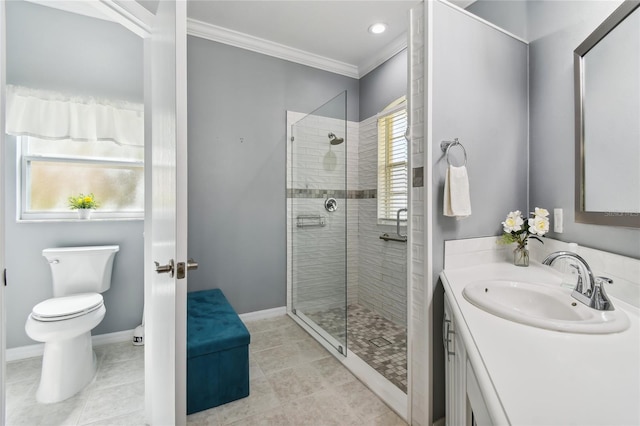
(328, 132, 344, 145)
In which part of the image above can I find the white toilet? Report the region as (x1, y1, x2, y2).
(25, 245, 119, 404)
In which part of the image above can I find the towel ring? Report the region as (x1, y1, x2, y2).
(440, 138, 467, 167)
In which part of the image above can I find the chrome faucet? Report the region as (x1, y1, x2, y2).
(542, 251, 614, 311)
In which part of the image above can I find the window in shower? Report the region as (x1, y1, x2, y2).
(377, 96, 408, 224)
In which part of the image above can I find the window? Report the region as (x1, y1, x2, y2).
(377, 97, 408, 224)
(19, 136, 144, 220)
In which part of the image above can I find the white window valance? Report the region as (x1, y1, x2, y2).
(6, 85, 144, 147)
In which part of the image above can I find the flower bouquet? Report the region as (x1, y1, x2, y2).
(499, 207, 549, 266)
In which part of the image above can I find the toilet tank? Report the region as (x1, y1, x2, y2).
(42, 245, 120, 297)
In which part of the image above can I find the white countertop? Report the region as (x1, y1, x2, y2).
(441, 262, 640, 426)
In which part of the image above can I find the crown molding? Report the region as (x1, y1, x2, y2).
(25, 0, 153, 38)
(358, 33, 408, 78)
(93, 0, 154, 37)
(187, 18, 360, 79)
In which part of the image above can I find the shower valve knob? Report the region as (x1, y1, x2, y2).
(325, 198, 338, 212)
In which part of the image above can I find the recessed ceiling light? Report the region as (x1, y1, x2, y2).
(368, 23, 387, 35)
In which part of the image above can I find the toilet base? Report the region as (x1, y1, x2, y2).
(36, 331, 97, 404)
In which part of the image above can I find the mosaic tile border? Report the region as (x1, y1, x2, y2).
(287, 188, 377, 199)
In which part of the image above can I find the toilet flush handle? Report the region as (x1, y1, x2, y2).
(49, 259, 59, 264)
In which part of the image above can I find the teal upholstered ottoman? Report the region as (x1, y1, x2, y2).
(187, 289, 251, 414)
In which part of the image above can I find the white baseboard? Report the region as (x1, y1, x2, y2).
(239, 306, 286, 322)
(6, 329, 134, 362)
(93, 329, 134, 347)
(7, 306, 286, 361)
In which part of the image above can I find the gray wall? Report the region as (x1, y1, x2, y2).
(468, 0, 639, 259)
(527, 0, 640, 259)
(6, 1, 143, 102)
(431, 1, 529, 420)
(5, 2, 144, 348)
(431, 3, 529, 284)
(186, 37, 359, 314)
(466, 0, 528, 41)
(359, 49, 408, 121)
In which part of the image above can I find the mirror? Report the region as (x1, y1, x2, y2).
(574, 0, 640, 227)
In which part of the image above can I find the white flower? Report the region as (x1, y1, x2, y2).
(528, 216, 549, 236)
(533, 207, 549, 218)
(502, 210, 524, 233)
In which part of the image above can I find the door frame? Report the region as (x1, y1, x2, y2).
(0, 0, 171, 422)
(1, 0, 7, 422)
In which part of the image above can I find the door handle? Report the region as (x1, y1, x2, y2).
(175, 258, 198, 279)
(154, 260, 175, 277)
(187, 259, 198, 271)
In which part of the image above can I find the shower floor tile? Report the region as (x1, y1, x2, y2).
(305, 304, 408, 393)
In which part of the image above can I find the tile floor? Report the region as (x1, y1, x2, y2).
(189, 315, 407, 425)
(6, 342, 145, 425)
(305, 304, 408, 392)
(5, 315, 406, 426)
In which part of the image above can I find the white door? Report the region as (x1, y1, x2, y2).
(143, 1, 188, 424)
(0, 1, 6, 423)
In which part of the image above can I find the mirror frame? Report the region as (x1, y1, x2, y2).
(574, 0, 640, 228)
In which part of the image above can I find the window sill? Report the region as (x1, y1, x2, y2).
(377, 220, 408, 227)
(17, 217, 144, 224)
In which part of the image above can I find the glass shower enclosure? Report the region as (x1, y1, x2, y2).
(287, 91, 347, 355)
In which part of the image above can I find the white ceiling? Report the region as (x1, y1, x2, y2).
(187, 1, 420, 71)
(26, 0, 477, 78)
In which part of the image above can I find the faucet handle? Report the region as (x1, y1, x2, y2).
(595, 276, 614, 285)
(592, 276, 614, 311)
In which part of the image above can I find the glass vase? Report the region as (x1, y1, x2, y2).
(514, 245, 529, 267)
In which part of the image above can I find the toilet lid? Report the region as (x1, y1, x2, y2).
(32, 293, 103, 322)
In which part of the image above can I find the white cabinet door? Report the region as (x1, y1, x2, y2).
(444, 294, 468, 426)
(466, 360, 492, 426)
(453, 319, 467, 426)
(444, 298, 455, 426)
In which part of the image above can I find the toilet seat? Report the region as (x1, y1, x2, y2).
(32, 293, 103, 322)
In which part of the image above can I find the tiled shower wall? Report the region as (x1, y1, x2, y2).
(287, 110, 407, 327)
(357, 116, 408, 327)
(409, 4, 428, 425)
(287, 111, 359, 313)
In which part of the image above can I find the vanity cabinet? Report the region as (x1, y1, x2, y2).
(444, 293, 492, 426)
(444, 295, 468, 426)
(441, 254, 640, 425)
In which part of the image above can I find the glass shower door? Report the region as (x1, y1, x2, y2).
(288, 91, 347, 355)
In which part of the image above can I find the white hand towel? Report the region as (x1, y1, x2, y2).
(443, 165, 471, 219)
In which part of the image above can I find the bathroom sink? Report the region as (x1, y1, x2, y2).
(462, 280, 630, 334)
